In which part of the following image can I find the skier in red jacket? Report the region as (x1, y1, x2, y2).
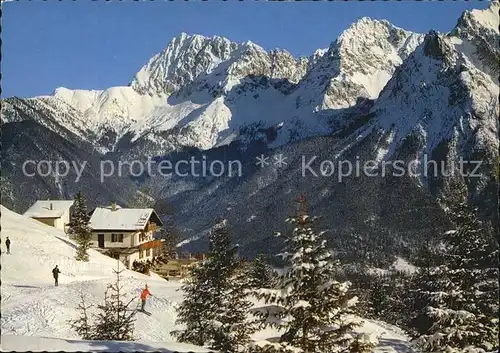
(140, 284, 152, 311)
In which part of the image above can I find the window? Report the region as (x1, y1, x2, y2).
(111, 233, 124, 242)
(146, 248, 151, 257)
(139, 250, 144, 259)
(139, 232, 151, 243)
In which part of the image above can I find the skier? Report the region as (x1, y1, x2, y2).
(52, 265, 61, 286)
(5, 237, 11, 254)
(140, 284, 152, 312)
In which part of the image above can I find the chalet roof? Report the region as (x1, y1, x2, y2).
(89, 207, 163, 231)
(23, 200, 74, 219)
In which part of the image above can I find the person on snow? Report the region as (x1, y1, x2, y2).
(140, 284, 152, 311)
(52, 265, 61, 286)
(5, 237, 11, 254)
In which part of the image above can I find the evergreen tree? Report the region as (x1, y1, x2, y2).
(92, 264, 136, 341)
(345, 268, 376, 319)
(172, 219, 255, 351)
(213, 269, 255, 352)
(157, 223, 179, 262)
(359, 269, 414, 330)
(407, 239, 446, 337)
(253, 198, 375, 353)
(163, 228, 179, 260)
(369, 274, 389, 320)
(172, 261, 215, 346)
(68, 192, 93, 262)
(412, 202, 499, 352)
(155, 199, 180, 261)
(248, 254, 276, 290)
(68, 293, 93, 340)
(68, 262, 137, 341)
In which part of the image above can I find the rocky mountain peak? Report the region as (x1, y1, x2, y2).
(295, 17, 424, 111)
(130, 32, 238, 96)
(450, 1, 499, 80)
(422, 30, 454, 61)
(454, 0, 499, 37)
(335, 16, 423, 67)
(129, 32, 308, 98)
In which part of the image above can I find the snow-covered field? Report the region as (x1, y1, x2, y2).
(1, 205, 416, 352)
(0, 205, 207, 352)
(0, 335, 210, 353)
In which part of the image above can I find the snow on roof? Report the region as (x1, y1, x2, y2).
(23, 200, 74, 219)
(89, 207, 159, 231)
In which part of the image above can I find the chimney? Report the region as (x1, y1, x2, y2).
(111, 202, 117, 211)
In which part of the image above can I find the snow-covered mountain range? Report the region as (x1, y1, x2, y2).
(3, 3, 497, 155)
(2, 12, 426, 154)
(2, 2, 498, 259)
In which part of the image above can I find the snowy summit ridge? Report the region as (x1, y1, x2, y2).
(0, 16, 429, 154)
(1, 2, 498, 172)
(130, 32, 239, 96)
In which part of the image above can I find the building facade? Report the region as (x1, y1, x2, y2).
(23, 200, 74, 232)
(88, 204, 164, 269)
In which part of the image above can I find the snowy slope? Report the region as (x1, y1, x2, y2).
(51, 87, 170, 139)
(0, 335, 211, 353)
(373, 31, 498, 156)
(0, 205, 209, 352)
(250, 295, 417, 353)
(249, 320, 417, 353)
(1, 206, 418, 352)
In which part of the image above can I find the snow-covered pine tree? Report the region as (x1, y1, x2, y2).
(248, 253, 276, 290)
(372, 270, 413, 329)
(171, 261, 216, 346)
(344, 267, 375, 319)
(412, 201, 499, 352)
(68, 191, 93, 262)
(214, 268, 255, 352)
(172, 219, 255, 352)
(408, 239, 446, 337)
(89, 286, 116, 340)
(253, 196, 374, 353)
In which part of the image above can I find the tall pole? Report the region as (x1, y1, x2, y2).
(296, 194, 307, 224)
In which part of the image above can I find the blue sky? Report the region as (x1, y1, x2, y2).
(3, 0, 489, 98)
